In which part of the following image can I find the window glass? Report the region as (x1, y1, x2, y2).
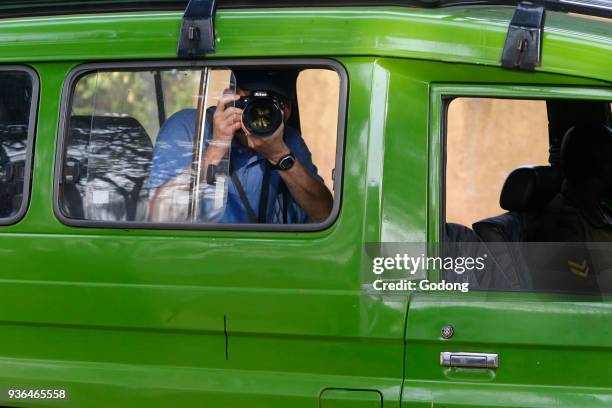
(297, 69, 339, 193)
(444, 97, 612, 295)
(0, 70, 35, 223)
(73, 71, 161, 143)
(446, 98, 549, 226)
(161, 69, 202, 120)
(60, 65, 341, 227)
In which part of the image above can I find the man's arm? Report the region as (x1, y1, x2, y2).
(245, 122, 333, 223)
(148, 168, 191, 222)
(148, 95, 242, 222)
(272, 152, 333, 222)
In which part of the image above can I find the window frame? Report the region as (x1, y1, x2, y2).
(0, 65, 39, 227)
(428, 84, 612, 292)
(54, 58, 348, 231)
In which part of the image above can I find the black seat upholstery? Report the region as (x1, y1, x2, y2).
(472, 165, 562, 289)
(62, 115, 153, 221)
(499, 166, 563, 216)
(444, 223, 515, 290)
(474, 166, 562, 241)
(0, 124, 28, 218)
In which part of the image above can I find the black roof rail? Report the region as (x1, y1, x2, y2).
(441, 0, 611, 18)
(0, 0, 609, 19)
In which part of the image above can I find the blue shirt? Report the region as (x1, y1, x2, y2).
(148, 108, 320, 224)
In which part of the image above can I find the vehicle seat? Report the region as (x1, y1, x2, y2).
(0, 124, 29, 217)
(444, 223, 491, 288)
(472, 166, 562, 289)
(62, 115, 153, 221)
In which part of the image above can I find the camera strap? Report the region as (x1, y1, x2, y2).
(230, 160, 272, 224)
(258, 163, 272, 223)
(282, 186, 289, 224)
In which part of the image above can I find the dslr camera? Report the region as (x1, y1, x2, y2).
(229, 90, 285, 137)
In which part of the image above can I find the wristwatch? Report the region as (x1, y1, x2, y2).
(273, 153, 296, 171)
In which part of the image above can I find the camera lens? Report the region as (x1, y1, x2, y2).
(242, 98, 283, 137)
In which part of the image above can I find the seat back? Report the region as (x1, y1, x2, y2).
(62, 115, 153, 221)
(0, 124, 28, 217)
(472, 166, 562, 289)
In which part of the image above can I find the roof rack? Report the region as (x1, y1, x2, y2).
(441, 0, 611, 18)
(0, 0, 609, 19)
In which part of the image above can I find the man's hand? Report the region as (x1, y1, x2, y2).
(206, 93, 242, 165)
(212, 92, 242, 142)
(243, 119, 290, 165)
(243, 118, 333, 222)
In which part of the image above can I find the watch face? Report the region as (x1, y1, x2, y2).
(278, 154, 295, 170)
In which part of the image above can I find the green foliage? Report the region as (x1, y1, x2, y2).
(72, 69, 201, 142)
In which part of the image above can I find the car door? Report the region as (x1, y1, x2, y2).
(402, 84, 612, 408)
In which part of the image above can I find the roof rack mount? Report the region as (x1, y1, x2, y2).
(177, 0, 217, 58)
(501, 1, 545, 71)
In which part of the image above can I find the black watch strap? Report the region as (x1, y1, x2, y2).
(273, 153, 296, 171)
(206, 163, 217, 185)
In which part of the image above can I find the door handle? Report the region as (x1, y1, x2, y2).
(440, 352, 499, 369)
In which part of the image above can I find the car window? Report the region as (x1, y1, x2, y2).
(444, 96, 612, 295)
(446, 98, 549, 227)
(0, 68, 37, 225)
(58, 63, 343, 229)
(297, 69, 340, 193)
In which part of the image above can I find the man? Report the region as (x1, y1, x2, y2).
(529, 123, 612, 293)
(148, 69, 333, 224)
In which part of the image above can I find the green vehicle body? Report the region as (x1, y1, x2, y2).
(0, 3, 610, 407)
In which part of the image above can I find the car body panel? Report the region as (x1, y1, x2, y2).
(402, 83, 612, 407)
(0, 4, 610, 407)
(0, 7, 610, 82)
(403, 295, 612, 407)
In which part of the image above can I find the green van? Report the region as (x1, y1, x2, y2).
(0, 0, 611, 407)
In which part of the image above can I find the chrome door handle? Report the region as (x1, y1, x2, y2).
(440, 352, 499, 368)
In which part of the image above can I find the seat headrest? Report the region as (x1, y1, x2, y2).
(500, 166, 562, 212)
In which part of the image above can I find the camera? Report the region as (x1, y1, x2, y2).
(229, 90, 285, 137)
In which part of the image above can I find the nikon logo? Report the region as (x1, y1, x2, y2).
(253, 91, 268, 97)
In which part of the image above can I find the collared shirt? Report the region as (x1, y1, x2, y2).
(148, 108, 320, 224)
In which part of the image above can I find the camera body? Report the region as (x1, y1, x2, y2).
(231, 90, 285, 137)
